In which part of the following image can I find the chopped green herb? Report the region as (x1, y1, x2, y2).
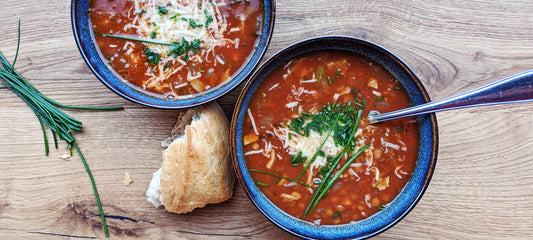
(205, 9, 214, 27)
(377, 96, 384, 101)
(157, 5, 168, 15)
(182, 17, 204, 28)
(378, 204, 387, 210)
(317, 155, 337, 176)
(333, 211, 343, 219)
(255, 182, 270, 187)
(163, 62, 171, 70)
(167, 37, 201, 61)
(393, 86, 401, 90)
(290, 151, 307, 166)
(136, 9, 146, 15)
(289, 102, 361, 154)
(144, 48, 161, 66)
(327, 69, 341, 84)
(170, 13, 181, 21)
(150, 31, 157, 39)
(397, 127, 405, 132)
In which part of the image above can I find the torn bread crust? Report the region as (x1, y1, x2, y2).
(161, 107, 201, 148)
(149, 102, 234, 214)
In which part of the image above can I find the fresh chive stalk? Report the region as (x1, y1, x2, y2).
(250, 169, 315, 189)
(1, 21, 124, 237)
(301, 109, 369, 219)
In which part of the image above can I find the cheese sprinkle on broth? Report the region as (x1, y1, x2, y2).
(89, 0, 264, 99)
(128, 0, 231, 90)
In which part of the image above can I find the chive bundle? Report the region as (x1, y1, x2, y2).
(1, 21, 123, 237)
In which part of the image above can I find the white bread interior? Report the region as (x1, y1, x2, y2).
(146, 102, 234, 213)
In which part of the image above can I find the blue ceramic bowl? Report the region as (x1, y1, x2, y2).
(71, 0, 275, 109)
(231, 36, 438, 239)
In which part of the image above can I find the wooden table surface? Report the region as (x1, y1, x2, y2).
(1, 0, 533, 239)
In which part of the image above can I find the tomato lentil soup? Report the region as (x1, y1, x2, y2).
(243, 51, 420, 225)
(89, 0, 263, 99)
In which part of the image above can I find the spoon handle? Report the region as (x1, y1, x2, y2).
(368, 70, 533, 124)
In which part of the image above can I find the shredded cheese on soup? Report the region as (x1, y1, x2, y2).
(125, 0, 234, 90)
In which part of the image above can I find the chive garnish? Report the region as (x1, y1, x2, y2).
(327, 69, 341, 84)
(170, 13, 181, 21)
(99, 33, 201, 63)
(378, 204, 387, 210)
(255, 182, 270, 187)
(250, 169, 315, 189)
(296, 116, 338, 180)
(377, 96, 384, 101)
(163, 62, 171, 70)
(204, 9, 214, 27)
(301, 109, 368, 219)
(144, 48, 161, 65)
(0, 21, 123, 237)
(157, 5, 168, 15)
(333, 211, 343, 219)
(308, 143, 370, 213)
(181, 17, 204, 28)
(302, 110, 368, 218)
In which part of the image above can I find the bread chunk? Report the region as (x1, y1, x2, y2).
(146, 102, 234, 213)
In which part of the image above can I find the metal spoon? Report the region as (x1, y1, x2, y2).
(367, 70, 533, 124)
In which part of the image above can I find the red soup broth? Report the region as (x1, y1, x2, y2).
(243, 51, 420, 225)
(89, 0, 264, 99)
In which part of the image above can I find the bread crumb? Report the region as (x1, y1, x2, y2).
(124, 172, 133, 186)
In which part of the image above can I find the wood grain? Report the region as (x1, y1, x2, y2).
(1, 0, 533, 239)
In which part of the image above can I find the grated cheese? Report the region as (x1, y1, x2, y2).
(125, 0, 234, 90)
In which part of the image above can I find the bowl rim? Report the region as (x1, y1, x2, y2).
(231, 36, 439, 239)
(70, 0, 276, 109)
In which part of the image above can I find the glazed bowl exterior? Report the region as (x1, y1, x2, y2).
(231, 36, 438, 239)
(71, 0, 275, 109)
